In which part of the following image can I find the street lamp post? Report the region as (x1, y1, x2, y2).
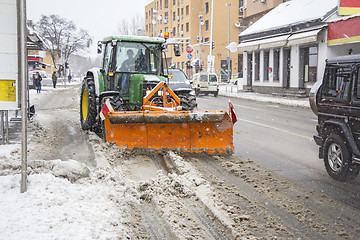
(226, 3, 231, 82)
(198, 15, 203, 72)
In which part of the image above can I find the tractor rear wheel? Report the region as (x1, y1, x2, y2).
(80, 78, 97, 130)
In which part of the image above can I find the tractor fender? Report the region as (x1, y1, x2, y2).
(322, 119, 360, 157)
(85, 67, 102, 96)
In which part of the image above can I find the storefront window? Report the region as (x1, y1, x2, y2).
(300, 45, 318, 83)
(263, 51, 269, 81)
(273, 49, 280, 82)
(255, 52, 260, 81)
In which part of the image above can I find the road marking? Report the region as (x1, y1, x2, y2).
(237, 117, 313, 140)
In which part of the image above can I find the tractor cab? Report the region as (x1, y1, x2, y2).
(97, 36, 167, 110)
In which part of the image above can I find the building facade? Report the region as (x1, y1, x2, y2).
(237, 0, 347, 95)
(145, 0, 241, 80)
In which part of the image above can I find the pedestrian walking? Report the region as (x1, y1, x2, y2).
(52, 71, 58, 88)
(34, 72, 42, 93)
(68, 74, 72, 83)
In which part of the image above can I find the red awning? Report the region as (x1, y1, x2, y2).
(339, 0, 360, 15)
(328, 16, 360, 46)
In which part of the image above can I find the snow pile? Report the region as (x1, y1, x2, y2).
(219, 85, 310, 108)
(0, 142, 136, 239)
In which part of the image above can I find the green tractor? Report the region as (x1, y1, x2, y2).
(80, 35, 195, 132)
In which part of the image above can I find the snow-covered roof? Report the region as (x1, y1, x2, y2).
(240, 0, 339, 36)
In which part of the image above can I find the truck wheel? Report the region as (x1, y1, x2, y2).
(323, 133, 359, 181)
(80, 78, 97, 130)
(188, 96, 197, 110)
(179, 95, 190, 111)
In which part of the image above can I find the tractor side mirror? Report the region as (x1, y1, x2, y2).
(174, 45, 181, 57)
(97, 42, 102, 54)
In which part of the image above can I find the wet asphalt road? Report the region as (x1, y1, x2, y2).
(196, 94, 360, 210)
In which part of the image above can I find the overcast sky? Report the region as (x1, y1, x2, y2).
(26, 0, 153, 57)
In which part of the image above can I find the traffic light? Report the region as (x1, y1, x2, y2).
(65, 62, 69, 69)
(186, 60, 191, 69)
(212, 41, 215, 49)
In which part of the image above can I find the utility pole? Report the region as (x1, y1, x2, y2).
(198, 15, 203, 72)
(226, 3, 231, 82)
(208, 0, 215, 73)
(18, 0, 28, 193)
(209, 0, 214, 56)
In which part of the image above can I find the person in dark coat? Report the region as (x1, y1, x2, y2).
(52, 71, 58, 88)
(34, 72, 42, 93)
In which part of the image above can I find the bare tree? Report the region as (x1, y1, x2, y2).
(33, 15, 92, 70)
(117, 14, 145, 35)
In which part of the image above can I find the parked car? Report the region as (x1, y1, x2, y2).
(191, 72, 219, 97)
(312, 54, 360, 181)
(164, 68, 197, 110)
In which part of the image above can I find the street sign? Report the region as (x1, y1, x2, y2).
(187, 53, 192, 59)
(186, 45, 193, 53)
(0, 0, 18, 110)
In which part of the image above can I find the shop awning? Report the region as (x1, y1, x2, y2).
(238, 35, 290, 52)
(328, 16, 360, 46)
(287, 29, 322, 46)
(237, 41, 259, 52)
(258, 35, 290, 49)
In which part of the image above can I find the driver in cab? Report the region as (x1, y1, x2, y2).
(121, 49, 136, 72)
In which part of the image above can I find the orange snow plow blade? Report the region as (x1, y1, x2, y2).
(104, 110, 234, 154)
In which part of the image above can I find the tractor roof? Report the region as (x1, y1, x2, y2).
(102, 35, 165, 44)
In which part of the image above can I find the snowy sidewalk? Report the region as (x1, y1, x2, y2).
(218, 85, 310, 108)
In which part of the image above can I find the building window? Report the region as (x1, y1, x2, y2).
(160, 0, 162, 9)
(173, 0, 175, 5)
(205, 2, 209, 14)
(186, 22, 189, 32)
(181, 8, 184, 20)
(173, 12, 176, 21)
(146, 25, 148, 32)
(146, 12, 148, 20)
(165, 27, 169, 32)
(300, 45, 318, 83)
(273, 49, 280, 82)
(173, 27, 176, 36)
(255, 52, 260, 81)
(165, 0, 168, 8)
(186, 5, 189, 15)
(204, 37, 209, 44)
(165, 12, 169, 22)
(263, 51, 269, 81)
(205, 20, 209, 31)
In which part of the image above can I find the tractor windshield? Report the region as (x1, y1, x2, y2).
(115, 41, 162, 75)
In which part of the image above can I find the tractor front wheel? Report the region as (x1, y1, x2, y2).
(80, 78, 97, 130)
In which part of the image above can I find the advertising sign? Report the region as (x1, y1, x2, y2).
(0, 0, 18, 110)
(339, 0, 360, 15)
(328, 16, 360, 46)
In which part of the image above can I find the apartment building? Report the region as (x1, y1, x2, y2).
(145, 0, 240, 79)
